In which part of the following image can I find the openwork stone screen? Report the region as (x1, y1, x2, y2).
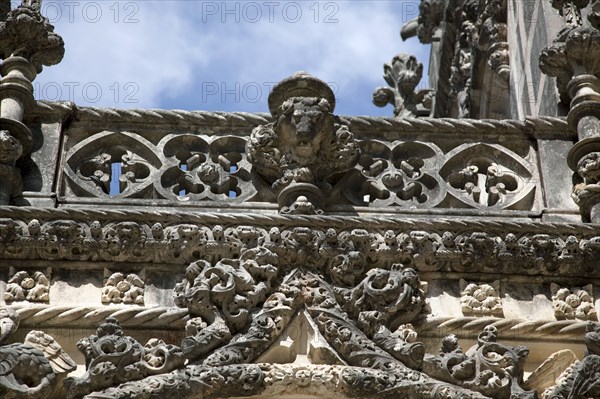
(1, 1, 600, 399)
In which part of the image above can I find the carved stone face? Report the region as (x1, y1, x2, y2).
(277, 97, 333, 165)
(0, 130, 23, 164)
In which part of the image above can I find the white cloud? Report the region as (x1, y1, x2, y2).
(32, 1, 431, 115)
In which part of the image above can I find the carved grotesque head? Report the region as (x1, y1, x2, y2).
(266, 72, 336, 168)
(0, 130, 23, 164)
(276, 97, 334, 165)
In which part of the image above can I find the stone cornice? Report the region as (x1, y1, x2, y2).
(1, 207, 598, 277)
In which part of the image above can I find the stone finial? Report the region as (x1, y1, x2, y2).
(0, 1, 64, 73)
(400, 0, 445, 43)
(0, 1, 64, 205)
(372, 53, 433, 118)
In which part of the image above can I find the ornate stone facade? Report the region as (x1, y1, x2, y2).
(1, 0, 600, 398)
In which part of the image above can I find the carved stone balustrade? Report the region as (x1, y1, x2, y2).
(0, 2, 599, 394)
(20, 100, 579, 219)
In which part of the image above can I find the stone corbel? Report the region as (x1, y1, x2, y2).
(540, 0, 600, 222)
(0, 0, 64, 205)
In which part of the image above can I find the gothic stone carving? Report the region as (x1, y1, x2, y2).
(460, 280, 503, 317)
(551, 283, 597, 321)
(246, 72, 360, 211)
(0, 0, 64, 72)
(173, 247, 279, 360)
(3, 269, 50, 303)
(544, 321, 600, 398)
(64, 317, 184, 399)
(539, 26, 600, 104)
(101, 271, 145, 305)
(372, 53, 434, 118)
(0, 129, 24, 205)
(0, 307, 76, 399)
(423, 326, 535, 399)
(2, 217, 600, 276)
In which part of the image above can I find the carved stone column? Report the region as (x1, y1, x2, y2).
(540, 0, 600, 222)
(0, 0, 64, 204)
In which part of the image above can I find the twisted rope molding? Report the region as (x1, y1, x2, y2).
(32, 101, 572, 139)
(9, 303, 589, 341)
(416, 316, 589, 340)
(9, 304, 188, 330)
(1, 206, 598, 234)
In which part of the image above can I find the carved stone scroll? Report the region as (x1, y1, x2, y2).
(0, 307, 76, 399)
(64, 317, 184, 398)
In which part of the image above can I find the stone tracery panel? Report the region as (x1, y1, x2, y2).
(60, 129, 539, 213)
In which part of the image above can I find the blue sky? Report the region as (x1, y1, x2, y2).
(27, 0, 431, 117)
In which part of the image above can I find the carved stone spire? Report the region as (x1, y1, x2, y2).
(0, 0, 64, 205)
(540, 0, 600, 222)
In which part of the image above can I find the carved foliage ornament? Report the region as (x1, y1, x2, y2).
(2, 218, 600, 275)
(372, 53, 434, 118)
(64, 316, 184, 398)
(101, 271, 145, 305)
(0, 0, 64, 72)
(540, 26, 600, 103)
(460, 280, 503, 317)
(3, 269, 50, 303)
(423, 326, 535, 399)
(0, 307, 76, 399)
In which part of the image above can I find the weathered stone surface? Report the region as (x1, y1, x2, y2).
(0, 1, 599, 398)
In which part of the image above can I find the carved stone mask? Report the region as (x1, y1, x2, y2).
(0, 130, 23, 164)
(277, 97, 334, 163)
